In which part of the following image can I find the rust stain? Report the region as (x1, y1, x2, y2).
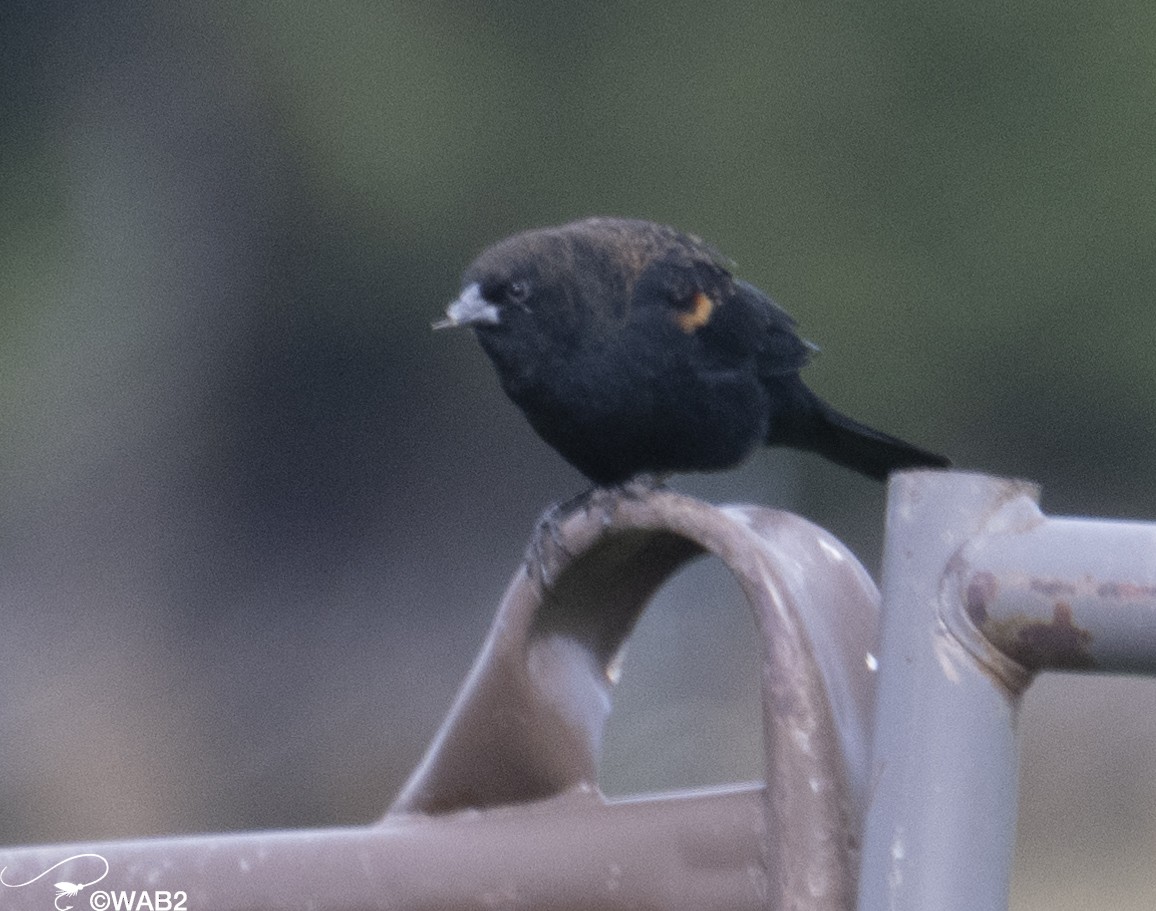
(1009, 602, 1095, 670)
(965, 572, 998, 626)
(1029, 578, 1077, 597)
(1097, 580, 1156, 600)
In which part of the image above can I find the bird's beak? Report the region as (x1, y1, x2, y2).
(432, 283, 500, 330)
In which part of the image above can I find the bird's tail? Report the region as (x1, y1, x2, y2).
(770, 381, 950, 481)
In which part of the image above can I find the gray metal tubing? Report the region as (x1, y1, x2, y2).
(953, 510, 1156, 674)
(0, 787, 767, 911)
(858, 472, 1038, 911)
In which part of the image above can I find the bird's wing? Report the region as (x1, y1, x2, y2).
(709, 279, 816, 377)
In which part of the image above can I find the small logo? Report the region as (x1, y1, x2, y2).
(0, 853, 109, 910)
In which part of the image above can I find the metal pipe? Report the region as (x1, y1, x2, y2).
(0, 787, 767, 911)
(390, 487, 881, 910)
(858, 472, 1038, 911)
(0, 488, 882, 911)
(952, 512, 1156, 674)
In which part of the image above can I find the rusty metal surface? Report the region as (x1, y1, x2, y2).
(860, 470, 1156, 911)
(0, 487, 882, 911)
(948, 507, 1156, 674)
(8, 473, 1156, 911)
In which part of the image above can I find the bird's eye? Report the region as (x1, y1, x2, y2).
(506, 279, 531, 305)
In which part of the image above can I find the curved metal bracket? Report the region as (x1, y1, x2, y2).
(389, 487, 880, 909)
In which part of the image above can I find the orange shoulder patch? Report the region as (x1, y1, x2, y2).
(675, 291, 715, 333)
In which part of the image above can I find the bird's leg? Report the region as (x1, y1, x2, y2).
(525, 475, 669, 586)
(581, 473, 669, 528)
(525, 487, 596, 587)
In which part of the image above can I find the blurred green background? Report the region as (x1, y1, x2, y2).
(2, 2, 1155, 908)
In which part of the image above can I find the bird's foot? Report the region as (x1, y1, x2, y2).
(525, 475, 669, 586)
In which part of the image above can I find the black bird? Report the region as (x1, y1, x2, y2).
(435, 217, 948, 485)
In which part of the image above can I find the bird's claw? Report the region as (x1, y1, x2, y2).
(525, 476, 669, 586)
